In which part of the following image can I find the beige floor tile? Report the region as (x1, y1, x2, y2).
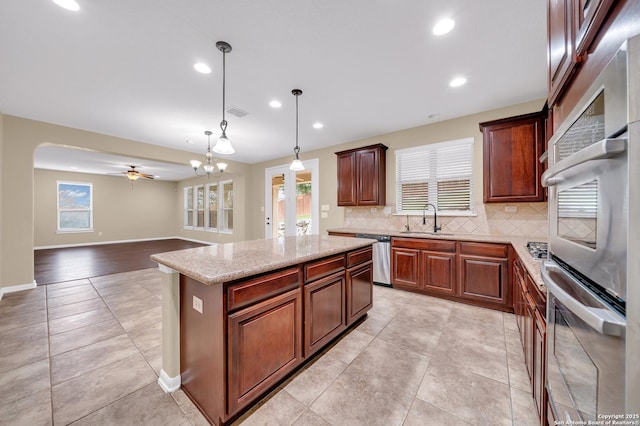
(129, 321, 162, 352)
(49, 317, 125, 356)
(48, 306, 116, 335)
(46, 283, 95, 299)
(0, 358, 50, 405)
(291, 409, 332, 426)
(350, 337, 430, 395)
(507, 347, 533, 393)
(0, 388, 52, 426)
(0, 288, 46, 316)
(141, 343, 162, 375)
(51, 333, 138, 385)
(106, 296, 162, 318)
(71, 382, 188, 426)
(377, 314, 445, 356)
(52, 352, 157, 425)
(44, 278, 91, 290)
(45, 289, 101, 308)
(403, 398, 473, 426)
(0, 305, 47, 333)
(285, 352, 348, 405)
(324, 329, 374, 364)
(117, 305, 162, 334)
(416, 357, 512, 426)
(503, 312, 518, 331)
(0, 322, 49, 374)
(441, 315, 507, 351)
(47, 297, 108, 320)
(171, 389, 211, 426)
(310, 364, 414, 426)
(433, 333, 509, 384)
(510, 386, 541, 426)
(100, 285, 154, 304)
(236, 389, 306, 425)
(355, 310, 394, 337)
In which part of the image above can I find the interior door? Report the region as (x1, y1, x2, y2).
(265, 159, 319, 238)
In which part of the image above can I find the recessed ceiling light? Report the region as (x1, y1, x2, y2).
(52, 0, 80, 11)
(427, 113, 440, 119)
(185, 139, 194, 145)
(70, 166, 78, 170)
(193, 63, 211, 74)
(449, 76, 467, 87)
(433, 18, 455, 36)
(312, 122, 324, 129)
(269, 100, 282, 108)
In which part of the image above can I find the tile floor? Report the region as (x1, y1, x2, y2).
(0, 268, 539, 425)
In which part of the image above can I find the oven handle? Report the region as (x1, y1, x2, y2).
(541, 261, 626, 336)
(541, 138, 626, 187)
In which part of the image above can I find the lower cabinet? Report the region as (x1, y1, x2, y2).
(513, 255, 548, 426)
(304, 272, 346, 357)
(227, 288, 303, 415)
(391, 238, 511, 311)
(346, 261, 373, 325)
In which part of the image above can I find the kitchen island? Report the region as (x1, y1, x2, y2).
(151, 235, 375, 425)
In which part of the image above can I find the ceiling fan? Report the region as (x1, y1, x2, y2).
(110, 165, 155, 181)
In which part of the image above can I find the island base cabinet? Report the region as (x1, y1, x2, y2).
(304, 273, 346, 357)
(180, 276, 225, 426)
(346, 261, 373, 325)
(227, 288, 302, 416)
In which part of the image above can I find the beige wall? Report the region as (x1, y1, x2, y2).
(0, 114, 4, 289)
(34, 169, 179, 247)
(0, 115, 250, 289)
(247, 99, 546, 240)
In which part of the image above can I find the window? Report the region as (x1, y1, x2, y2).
(396, 138, 473, 215)
(57, 181, 93, 232)
(183, 180, 233, 233)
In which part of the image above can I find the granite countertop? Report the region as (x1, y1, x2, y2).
(151, 235, 375, 286)
(327, 227, 545, 292)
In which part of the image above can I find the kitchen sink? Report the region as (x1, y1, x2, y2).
(399, 231, 454, 236)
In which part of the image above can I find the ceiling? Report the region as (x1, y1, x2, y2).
(1, 0, 547, 181)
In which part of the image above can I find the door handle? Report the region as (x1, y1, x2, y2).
(541, 138, 626, 187)
(541, 261, 626, 336)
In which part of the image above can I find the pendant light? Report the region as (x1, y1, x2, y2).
(190, 130, 227, 177)
(289, 89, 304, 171)
(212, 41, 235, 155)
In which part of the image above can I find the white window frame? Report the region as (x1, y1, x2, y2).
(395, 138, 475, 216)
(183, 180, 233, 234)
(183, 187, 194, 229)
(205, 182, 218, 231)
(219, 179, 233, 234)
(57, 181, 94, 233)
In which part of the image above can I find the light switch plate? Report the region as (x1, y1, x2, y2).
(321, 204, 330, 211)
(193, 295, 203, 314)
(321, 212, 328, 219)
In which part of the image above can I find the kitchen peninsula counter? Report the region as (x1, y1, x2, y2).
(151, 235, 375, 425)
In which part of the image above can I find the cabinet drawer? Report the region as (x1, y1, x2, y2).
(347, 246, 373, 267)
(227, 267, 301, 312)
(459, 241, 509, 258)
(392, 237, 456, 252)
(304, 255, 345, 283)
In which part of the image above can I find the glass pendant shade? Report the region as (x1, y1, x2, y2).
(213, 134, 235, 154)
(127, 172, 140, 181)
(203, 163, 215, 174)
(216, 162, 228, 172)
(289, 158, 304, 171)
(190, 159, 202, 169)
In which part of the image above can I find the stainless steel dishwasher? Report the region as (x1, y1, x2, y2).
(355, 234, 391, 286)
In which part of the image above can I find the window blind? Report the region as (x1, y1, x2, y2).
(396, 138, 473, 214)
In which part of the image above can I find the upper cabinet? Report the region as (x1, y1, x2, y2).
(547, 0, 616, 106)
(336, 144, 387, 206)
(479, 110, 546, 203)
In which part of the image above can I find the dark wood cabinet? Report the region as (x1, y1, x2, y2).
(336, 144, 387, 206)
(391, 246, 420, 289)
(227, 288, 303, 415)
(480, 111, 546, 203)
(458, 242, 510, 308)
(513, 254, 548, 426)
(548, 0, 578, 105)
(574, 0, 615, 55)
(304, 272, 346, 357)
(346, 261, 373, 325)
(420, 251, 456, 296)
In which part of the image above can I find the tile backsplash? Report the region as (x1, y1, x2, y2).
(343, 202, 549, 238)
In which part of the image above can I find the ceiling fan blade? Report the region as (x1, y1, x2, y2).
(139, 173, 155, 179)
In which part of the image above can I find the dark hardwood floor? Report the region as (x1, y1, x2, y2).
(34, 239, 208, 285)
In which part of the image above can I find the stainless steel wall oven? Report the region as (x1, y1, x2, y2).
(541, 35, 640, 421)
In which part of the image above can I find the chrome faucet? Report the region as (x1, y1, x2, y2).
(423, 203, 441, 233)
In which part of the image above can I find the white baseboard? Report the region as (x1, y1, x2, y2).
(0, 281, 37, 300)
(158, 369, 181, 393)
